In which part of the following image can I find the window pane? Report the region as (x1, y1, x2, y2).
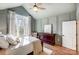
(15, 14, 25, 37)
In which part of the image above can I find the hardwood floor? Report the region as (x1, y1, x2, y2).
(52, 45, 78, 55)
(0, 48, 8, 55)
(0, 45, 79, 55)
(40, 45, 79, 55)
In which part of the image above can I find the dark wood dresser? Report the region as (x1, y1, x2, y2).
(37, 33, 55, 46)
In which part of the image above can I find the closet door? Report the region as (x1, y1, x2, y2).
(62, 21, 76, 50)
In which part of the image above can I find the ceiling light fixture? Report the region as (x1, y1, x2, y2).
(33, 3, 38, 12)
(30, 3, 45, 12)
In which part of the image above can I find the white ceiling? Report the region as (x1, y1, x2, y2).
(0, 3, 76, 19)
(0, 3, 23, 10)
(23, 3, 76, 19)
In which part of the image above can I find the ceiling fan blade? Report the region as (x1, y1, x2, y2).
(38, 7, 46, 10)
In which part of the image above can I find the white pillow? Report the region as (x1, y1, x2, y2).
(0, 37, 9, 48)
(6, 35, 18, 45)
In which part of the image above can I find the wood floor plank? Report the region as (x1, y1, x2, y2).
(40, 45, 79, 55)
(0, 45, 79, 55)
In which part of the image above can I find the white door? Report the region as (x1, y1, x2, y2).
(62, 21, 76, 50)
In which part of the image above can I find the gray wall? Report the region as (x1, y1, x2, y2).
(36, 11, 76, 35)
(0, 10, 8, 34)
(36, 11, 76, 45)
(10, 6, 30, 16)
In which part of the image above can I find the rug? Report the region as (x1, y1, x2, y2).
(43, 47, 53, 55)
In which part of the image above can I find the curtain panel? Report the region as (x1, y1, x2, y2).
(8, 11, 16, 36)
(8, 11, 31, 36)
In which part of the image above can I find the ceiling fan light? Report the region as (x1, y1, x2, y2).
(33, 7, 38, 12)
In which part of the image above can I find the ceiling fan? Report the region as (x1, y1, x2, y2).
(30, 3, 45, 12)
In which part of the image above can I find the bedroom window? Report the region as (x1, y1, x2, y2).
(9, 11, 31, 37)
(15, 14, 24, 37)
(15, 14, 31, 37)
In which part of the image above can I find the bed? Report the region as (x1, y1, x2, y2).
(8, 36, 42, 55)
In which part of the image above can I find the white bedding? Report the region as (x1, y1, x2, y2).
(9, 43, 33, 55)
(9, 36, 41, 55)
(0, 35, 42, 55)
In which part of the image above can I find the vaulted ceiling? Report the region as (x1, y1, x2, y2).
(0, 3, 76, 19)
(23, 3, 76, 19)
